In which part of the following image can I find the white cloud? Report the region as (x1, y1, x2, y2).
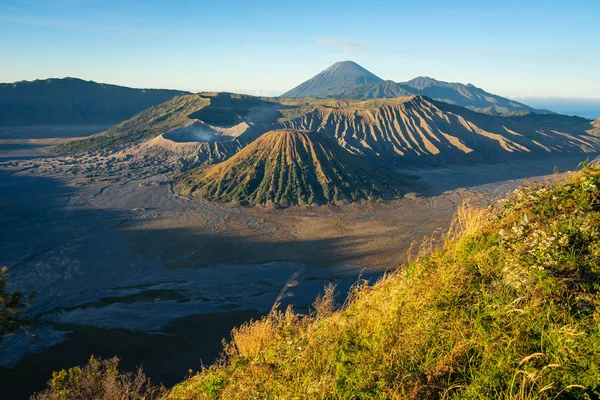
(315, 37, 362, 56)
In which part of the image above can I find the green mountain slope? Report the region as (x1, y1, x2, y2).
(282, 62, 549, 115)
(54, 94, 210, 153)
(166, 164, 600, 399)
(55, 92, 283, 154)
(0, 77, 187, 126)
(176, 129, 405, 207)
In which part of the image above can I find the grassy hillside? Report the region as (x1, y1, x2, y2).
(54, 93, 285, 154)
(54, 94, 212, 153)
(0, 78, 187, 126)
(165, 164, 600, 399)
(176, 129, 406, 207)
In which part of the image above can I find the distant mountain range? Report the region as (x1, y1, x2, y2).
(283, 61, 550, 115)
(0, 78, 188, 126)
(56, 92, 600, 168)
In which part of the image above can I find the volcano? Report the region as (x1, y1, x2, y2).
(176, 129, 407, 207)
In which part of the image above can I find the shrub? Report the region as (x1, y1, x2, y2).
(31, 356, 165, 400)
(0, 266, 34, 347)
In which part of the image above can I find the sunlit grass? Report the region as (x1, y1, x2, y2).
(166, 163, 600, 399)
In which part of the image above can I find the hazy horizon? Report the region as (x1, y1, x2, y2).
(4, 73, 599, 119)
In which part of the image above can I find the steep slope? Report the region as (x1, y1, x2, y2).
(335, 79, 413, 99)
(0, 78, 187, 126)
(176, 129, 405, 206)
(282, 61, 383, 98)
(281, 61, 547, 115)
(165, 165, 600, 399)
(54, 94, 210, 153)
(55, 92, 284, 154)
(280, 96, 600, 165)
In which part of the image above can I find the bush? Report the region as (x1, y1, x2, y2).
(31, 356, 165, 400)
(0, 266, 34, 346)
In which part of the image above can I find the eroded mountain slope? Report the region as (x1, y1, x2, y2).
(176, 129, 406, 206)
(280, 96, 599, 165)
(54, 93, 600, 172)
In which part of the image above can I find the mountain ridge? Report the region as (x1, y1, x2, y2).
(282, 61, 549, 115)
(0, 77, 189, 126)
(280, 95, 598, 165)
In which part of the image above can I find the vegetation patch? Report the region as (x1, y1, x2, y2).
(167, 164, 600, 399)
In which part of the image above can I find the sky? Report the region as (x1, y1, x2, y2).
(1, 0, 599, 101)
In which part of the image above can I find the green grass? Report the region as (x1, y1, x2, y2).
(166, 164, 600, 399)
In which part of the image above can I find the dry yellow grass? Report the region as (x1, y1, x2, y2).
(165, 164, 600, 399)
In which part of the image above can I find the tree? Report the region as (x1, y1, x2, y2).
(0, 266, 34, 347)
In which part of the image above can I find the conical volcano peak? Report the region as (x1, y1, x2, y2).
(323, 61, 380, 77)
(282, 61, 382, 98)
(176, 129, 406, 207)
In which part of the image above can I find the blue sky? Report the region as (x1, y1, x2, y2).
(1, 0, 599, 100)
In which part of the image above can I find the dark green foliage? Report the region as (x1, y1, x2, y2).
(0, 266, 34, 347)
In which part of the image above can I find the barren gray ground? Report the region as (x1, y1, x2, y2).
(0, 125, 593, 399)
